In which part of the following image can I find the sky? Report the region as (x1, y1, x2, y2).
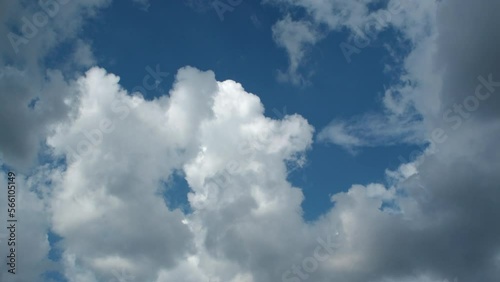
(0, 0, 499, 282)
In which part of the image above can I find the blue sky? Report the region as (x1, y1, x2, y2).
(1, 1, 500, 282)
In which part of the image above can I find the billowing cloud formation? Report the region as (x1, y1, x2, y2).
(1, 0, 500, 282)
(45, 66, 315, 282)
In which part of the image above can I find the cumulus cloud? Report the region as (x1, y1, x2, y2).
(47, 68, 197, 281)
(41, 65, 314, 281)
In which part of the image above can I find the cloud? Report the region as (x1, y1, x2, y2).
(40, 65, 315, 281)
(72, 40, 96, 68)
(272, 15, 321, 85)
(318, 113, 425, 151)
(46, 67, 198, 281)
(0, 67, 76, 170)
(317, 121, 364, 150)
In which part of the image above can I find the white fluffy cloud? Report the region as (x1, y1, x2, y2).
(40, 65, 315, 281)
